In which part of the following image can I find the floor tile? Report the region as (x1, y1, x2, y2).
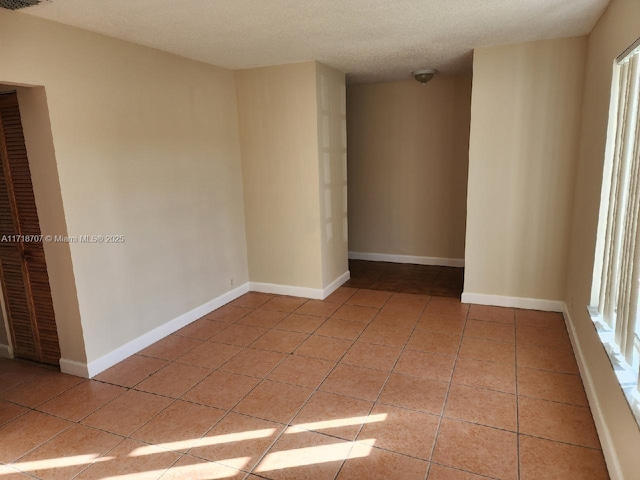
(517, 367, 588, 406)
(135, 362, 210, 398)
(292, 391, 373, 440)
(519, 435, 609, 480)
(406, 330, 461, 356)
(221, 348, 287, 378)
(294, 300, 340, 318)
(182, 371, 260, 409)
(207, 304, 255, 322)
(458, 336, 515, 364)
(256, 427, 351, 480)
(468, 305, 514, 324)
(423, 297, 469, 318)
(138, 334, 202, 361)
(0, 400, 28, 426)
(160, 454, 247, 480)
(230, 292, 273, 309)
(262, 296, 308, 313)
(0, 411, 71, 463)
(275, 313, 326, 333)
(237, 309, 289, 328)
(516, 343, 579, 374)
(177, 342, 242, 369)
(516, 324, 572, 351)
(337, 441, 429, 480)
(1, 371, 83, 408)
(131, 400, 225, 452)
(73, 438, 180, 480)
(268, 356, 335, 388)
(0, 464, 31, 479)
(465, 319, 515, 343)
(452, 358, 516, 394)
(174, 318, 230, 341)
(358, 324, 412, 347)
(444, 384, 517, 431)
(234, 380, 312, 424)
(37, 380, 126, 421)
(393, 349, 455, 382)
(416, 314, 466, 336)
(81, 389, 172, 436)
(387, 292, 430, 309)
(294, 335, 353, 361)
(357, 403, 438, 459)
(378, 373, 448, 414)
(94, 354, 168, 388)
(341, 342, 402, 371)
(191, 412, 284, 471)
(428, 464, 488, 479)
(515, 309, 566, 329)
(0, 360, 49, 393)
(320, 364, 388, 401)
(346, 289, 392, 308)
(315, 318, 366, 340)
(433, 418, 518, 480)
(212, 324, 269, 347)
(324, 287, 358, 304)
(251, 329, 309, 353)
(11, 424, 121, 480)
(518, 396, 600, 448)
(332, 304, 379, 323)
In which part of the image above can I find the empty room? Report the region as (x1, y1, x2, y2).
(0, 0, 639, 479)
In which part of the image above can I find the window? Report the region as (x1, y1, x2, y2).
(591, 37, 640, 426)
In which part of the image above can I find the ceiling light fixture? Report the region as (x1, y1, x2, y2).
(412, 69, 437, 85)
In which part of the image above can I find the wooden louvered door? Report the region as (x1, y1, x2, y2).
(0, 91, 60, 365)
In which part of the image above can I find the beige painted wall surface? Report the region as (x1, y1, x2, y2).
(464, 37, 587, 301)
(347, 76, 471, 260)
(565, 0, 640, 475)
(316, 63, 349, 287)
(0, 10, 249, 363)
(236, 63, 324, 289)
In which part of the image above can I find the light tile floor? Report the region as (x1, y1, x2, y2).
(0, 288, 610, 479)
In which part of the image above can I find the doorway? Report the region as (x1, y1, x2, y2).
(0, 90, 60, 365)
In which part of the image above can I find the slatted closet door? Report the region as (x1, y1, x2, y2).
(0, 91, 60, 365)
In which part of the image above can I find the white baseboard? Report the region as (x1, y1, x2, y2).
(0, 343, 13, 359)
(60, 283, 251, 379)
(322, 271, 350, 299)
(461, 292, 564, 312)
(563, 304, 622, 480)
(249, 282, 324, 299)
(250, 271, 350, 300)
(348, 251, 465, 268)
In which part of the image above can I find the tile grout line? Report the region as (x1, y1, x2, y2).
(426, 299, 470, 479)
(514, 309, 521, 480)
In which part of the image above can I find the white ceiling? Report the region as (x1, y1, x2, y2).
(21, 0, 609, 84)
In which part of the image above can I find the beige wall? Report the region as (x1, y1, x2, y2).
(0, 10, 249, 363)
(565, 0, 640, 476)
(464, 37, 587, 301)
(316, 63, 349, 286)
(236, 62, 340, 291)
(347, 76, 471, 261)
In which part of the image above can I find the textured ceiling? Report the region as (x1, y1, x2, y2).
(21, 0, 609, 84)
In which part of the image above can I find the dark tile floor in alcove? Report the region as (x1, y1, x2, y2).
(344, 260, 464, 298)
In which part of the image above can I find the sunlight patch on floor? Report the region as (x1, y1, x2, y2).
(129, 428, 277, 456)
(7, 454, 112, 473)
(288, 413, 387, 432)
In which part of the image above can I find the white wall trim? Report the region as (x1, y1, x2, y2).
(60, 283, 251, 379)
(461, 292, 564, 312)
(249, 282, 324, 300)
(348, 251, 465, 268)
(0, 343, 13, 359)
(563, 304, 623, 480)
(322, 271, 350, 299)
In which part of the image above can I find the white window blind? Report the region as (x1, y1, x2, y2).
(593, 39, 640, 424)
